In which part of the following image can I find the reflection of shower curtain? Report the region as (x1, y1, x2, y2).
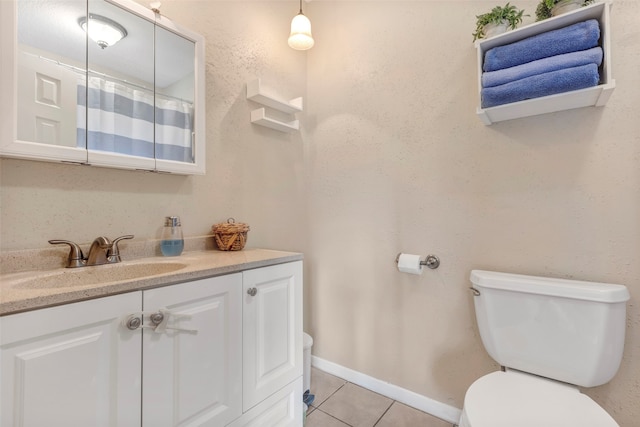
(155, 96, 194, 163)
(77, 75, 193, 162)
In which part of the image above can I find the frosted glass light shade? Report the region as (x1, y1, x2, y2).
(288, 13, 314, 50)
(79, 15, 127, 49)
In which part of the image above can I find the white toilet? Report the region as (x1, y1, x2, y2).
(459, 270, 630, 427)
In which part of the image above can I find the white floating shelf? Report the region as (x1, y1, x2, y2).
(246, 79, 303, 133)
(247, 79, 303, 114)
(250, 108, 299, 133)
(475, 1, 614, 125)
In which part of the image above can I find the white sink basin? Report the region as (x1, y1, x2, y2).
(11, 262, 188, 289)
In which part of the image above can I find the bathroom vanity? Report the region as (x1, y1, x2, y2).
(0, 250, 303, 426)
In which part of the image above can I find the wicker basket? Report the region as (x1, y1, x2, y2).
(211, 218, 250, 251)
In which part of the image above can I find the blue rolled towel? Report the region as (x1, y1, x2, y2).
(481, 63, 600, 108)
(482, 47, 602, 88)
(483, 19, 600, 72)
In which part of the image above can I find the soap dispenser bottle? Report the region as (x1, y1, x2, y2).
(161, 216, 184, 256)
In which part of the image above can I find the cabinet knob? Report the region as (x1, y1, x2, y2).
(247, 287, 258, 296)
(150, 312, 165, 325)
(149, 309, 198, 334)
(125, 315, 142, 330)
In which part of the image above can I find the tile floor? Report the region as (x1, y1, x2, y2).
(306, 367, 455, 427)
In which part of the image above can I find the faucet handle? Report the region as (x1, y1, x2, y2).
(48, 240, 85, 268)
(107, 235, 134, 263)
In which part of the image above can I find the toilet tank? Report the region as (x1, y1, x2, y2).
(470, 270, 630, 388)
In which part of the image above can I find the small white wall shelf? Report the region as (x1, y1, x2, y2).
(250, 108, 299, 133)
(247, 79, 303, 132)
(475, 1, 614, 125)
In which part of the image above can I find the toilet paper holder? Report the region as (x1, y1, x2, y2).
(395, 253, 440, 269)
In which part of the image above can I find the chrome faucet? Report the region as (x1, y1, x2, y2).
(49, 235, 134, 268)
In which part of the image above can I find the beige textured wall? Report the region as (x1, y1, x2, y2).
(1, 1, 639, 425)
(305, 1, 640, 425)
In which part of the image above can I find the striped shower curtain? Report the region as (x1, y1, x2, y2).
(77, 75, 193, 162)
(155, 95, 194, 163)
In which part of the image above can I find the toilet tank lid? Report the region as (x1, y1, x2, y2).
(470, 270, 630, 303)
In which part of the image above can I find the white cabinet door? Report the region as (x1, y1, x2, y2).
(0, 292, 142, 427)
(142, 274, 243, 426)
(242, 261, 303, 412)
(228, 377, 302, 427)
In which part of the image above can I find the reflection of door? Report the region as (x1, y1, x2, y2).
(17, 47, 82, 147)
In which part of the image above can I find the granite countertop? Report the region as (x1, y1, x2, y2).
(0, 248, 302, 316)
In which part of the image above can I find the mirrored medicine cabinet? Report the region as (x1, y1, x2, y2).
(0, 0, 205, 175)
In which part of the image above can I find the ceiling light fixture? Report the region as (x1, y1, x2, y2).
(79, 14, 128, 49)
(288, 0, 314, 50)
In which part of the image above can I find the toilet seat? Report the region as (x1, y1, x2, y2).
(459, 370, 619, 427)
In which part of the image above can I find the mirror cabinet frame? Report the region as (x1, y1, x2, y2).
(0, 0, 205, 175)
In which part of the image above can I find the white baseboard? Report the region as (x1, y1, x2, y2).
(311, 355, 462, 425)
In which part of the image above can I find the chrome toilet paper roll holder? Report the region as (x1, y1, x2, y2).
(395, 253, 440, 269)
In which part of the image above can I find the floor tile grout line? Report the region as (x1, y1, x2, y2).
(372, 399, 396, 426)
(311, 369, 457, 427)
(310, 381, 348, 411)
(318, 380, 395, 427)
(313, 407, 355, 427)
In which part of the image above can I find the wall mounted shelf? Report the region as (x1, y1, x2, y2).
(475, 1, 614, 125)
(247, 79, 302, 132)
(250, 108, 299, 133)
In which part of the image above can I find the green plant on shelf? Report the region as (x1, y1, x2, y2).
(535, 0, 595, 21)
(473, 3, 528, 42)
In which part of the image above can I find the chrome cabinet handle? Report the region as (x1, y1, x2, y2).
(247, 287, 258, 296)
(125, 315, 142, 330)
(122, 314, 154, 331)
(121, 310, 197, 334)
(150, 312, 165, 325)
(149, 309, 197, 334)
